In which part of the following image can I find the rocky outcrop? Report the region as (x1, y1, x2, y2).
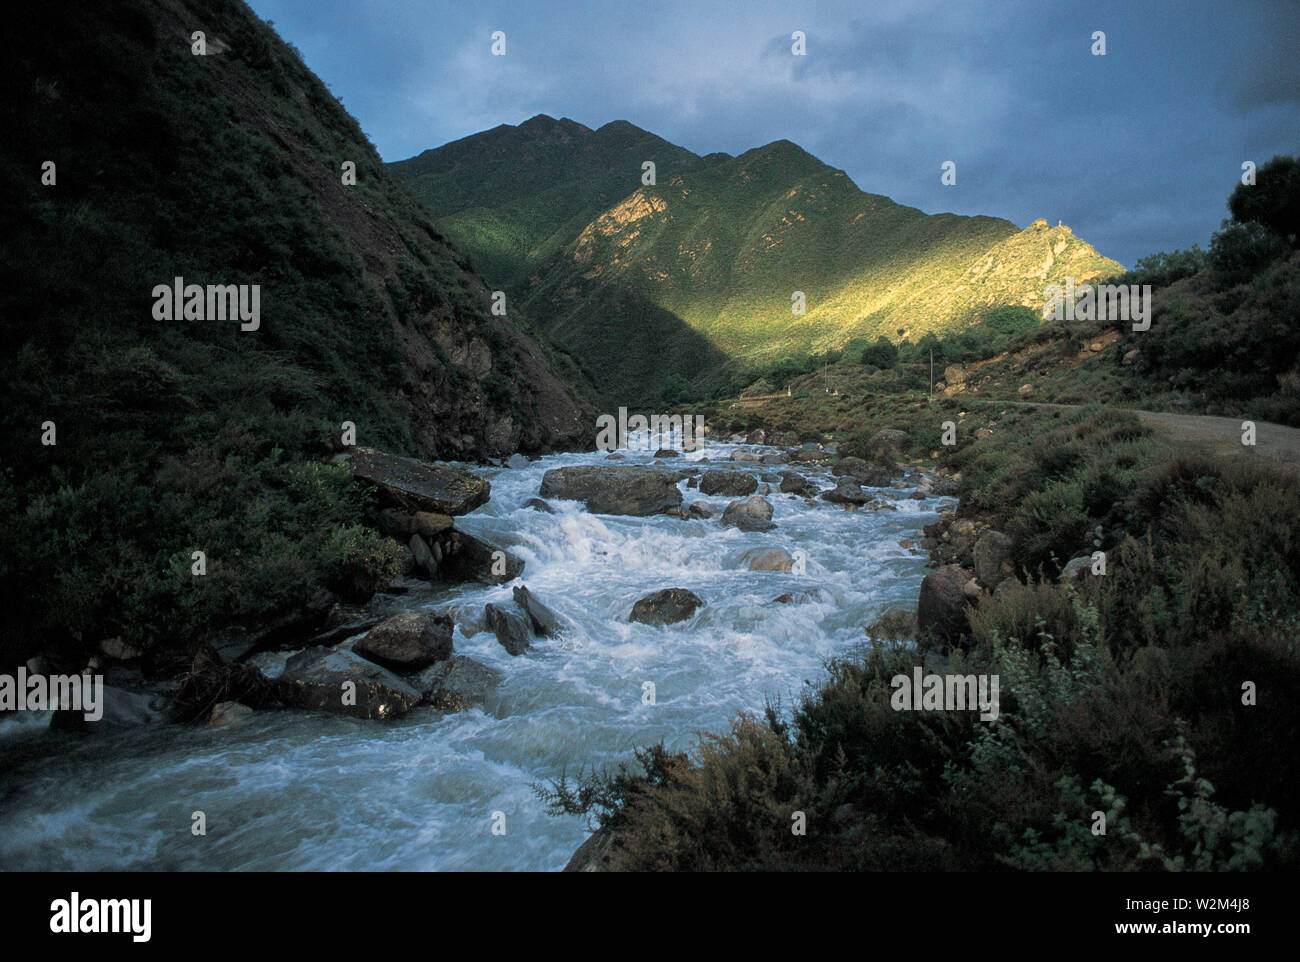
(699, 470, 758, 497)
(350, 450, 491, 516)
(629, 588, 704, 625)
(720, 496, 775, 532)
(352, 610, 454, 672)
(539, 466, 684, 516)
(277, 647, 423, 719)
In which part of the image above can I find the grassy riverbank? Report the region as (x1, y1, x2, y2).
(544, 399, 1300, 870)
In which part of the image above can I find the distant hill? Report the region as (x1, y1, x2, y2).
(391, 116, 1123, 403)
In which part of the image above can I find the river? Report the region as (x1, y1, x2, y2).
(0, 442, 950, 870)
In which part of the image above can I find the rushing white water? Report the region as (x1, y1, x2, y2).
(0, 443, 951, 871)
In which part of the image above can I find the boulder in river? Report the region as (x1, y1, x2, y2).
(277, 646, 423, 719)
(700, 469, 758, 497)
(769, 589, 822, 605)
(539, 465, 684, 516)
(522, 497, 555, 514)
(485, 603, 532, 655)
(415, 655, 503, 712)
(352, 610, 454, 672)
(513, 585, 562, 637)
(436, 530, 525, 585)
(350, 449, 490, 516)
(739, 547, 795, 572)
(629, 588, 704, 626)
(822, 479, 871, 505)
(720, 495, 775, 532)
(49, 684, 173, 732)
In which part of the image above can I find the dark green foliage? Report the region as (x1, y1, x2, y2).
(1228, 154, 1300, 245)
(0, 0, 533, 665)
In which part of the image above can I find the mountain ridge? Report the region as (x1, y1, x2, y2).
(390, 114, 1123, 403)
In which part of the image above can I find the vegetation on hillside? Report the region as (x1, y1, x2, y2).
(391, 120, 1121, 405)
(0, 0, 584, 671)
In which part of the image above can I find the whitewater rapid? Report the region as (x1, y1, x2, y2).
(0, 443, 952, 870)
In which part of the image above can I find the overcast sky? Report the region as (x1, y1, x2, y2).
(247, 0, 1298, 267)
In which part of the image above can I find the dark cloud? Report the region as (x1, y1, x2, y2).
(248, 0, 1298, 267)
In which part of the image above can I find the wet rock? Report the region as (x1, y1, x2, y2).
(350, 449, 490, 516)
(277, 646, 422, 719)
(739, 547, 795, 572)
(760, 451, 788, 465)
(513, 585, 562, 637)
(822, 479, 870, 505)
(917, 565, 974, 647)
(506, 454, 530, 470)
(436, 530, 524, 585)
(50, 684, 173, 732)
(973, 529, 1014, 589)
(778, 471, 811, 495)
(485, 603, 532, 655)
(653, 448, 681, 458)
(539, 465, 683, 516)
(353, 610, 454, 672)
(687, 501, 715, 519)
(729, 449, 762, 462)
(769, 589, 822, 605)
(720, 495, 776, 532)
(415, 656, 503, 712)
(629, 588, 704, 626)
(523, 497, 555, 514)
(700, 470, 757, 497)
(209, 701, 255, 727)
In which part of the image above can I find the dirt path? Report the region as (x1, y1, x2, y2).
(967, 399, 1300, 464)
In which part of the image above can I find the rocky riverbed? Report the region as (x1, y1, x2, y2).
(0, 436, 957, 871)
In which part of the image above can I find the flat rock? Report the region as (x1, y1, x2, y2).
(350, 449, 490, 516)
(539, 465, 683, 516)
(700, 469, 758, 497)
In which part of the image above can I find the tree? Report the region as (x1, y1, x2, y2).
(860, 337, 899, 368)
(1229, 154, 1300, 246)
